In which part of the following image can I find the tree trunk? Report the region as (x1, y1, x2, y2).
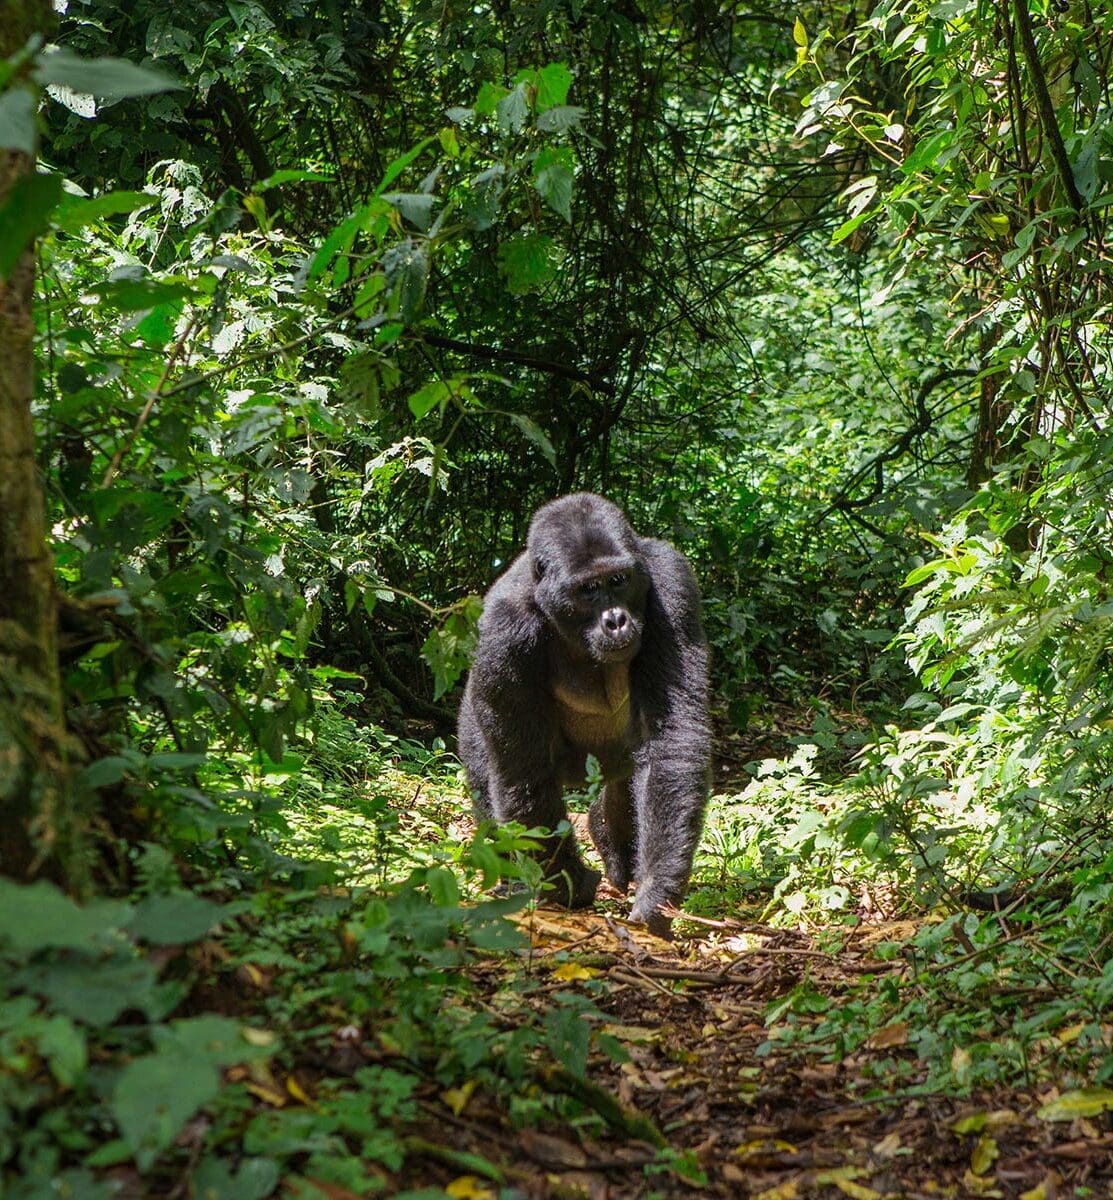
(0, 0, 84, 886)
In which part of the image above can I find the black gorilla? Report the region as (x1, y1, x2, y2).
(458, 493, 710, 936)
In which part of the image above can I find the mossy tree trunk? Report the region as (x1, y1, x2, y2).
(0, 0, 84, 886)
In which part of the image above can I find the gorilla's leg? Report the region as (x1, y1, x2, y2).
(630, 755, 706, 937)
(588, 777, 636, 892)
(495, 777, 600, 909)
(457, 702, 493, 819)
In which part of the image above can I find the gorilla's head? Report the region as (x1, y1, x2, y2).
(528, 493, 649, 664)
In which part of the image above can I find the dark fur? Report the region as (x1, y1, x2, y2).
(458, 494, 710, 936)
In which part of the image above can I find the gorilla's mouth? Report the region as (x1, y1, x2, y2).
(597, 632, 640, 661)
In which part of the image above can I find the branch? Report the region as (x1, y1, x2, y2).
(1012, 0, 1085, 212)
(827, 368, 980, 514)
(419, 333, 610, 391)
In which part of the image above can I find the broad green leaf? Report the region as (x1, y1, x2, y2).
(474, 82, 509, 117)
(191, 1157, 281, 1200)
(37, 1015, 88, 1087)
(17, 955, 161, 1026)
(509, 414, 557, 469)
(53, 190, 158, 233)
(0, 86, 36, 153)
(425, 866, 460, 907)
(793, 17, 808, 46)
(543, 1006, 589, 1079)
(385, 192, 436, 231)
(533, 146, 574, 222)
(128, 893, 228, 944)
(1037, 1089, 1113, 1121)
(537, 62, 573, 111)
(496, 232, 555, 294)
(497, 83, 530, 134)
(408, 380, 455, 419)
(0, 878, 123, 953)
(34, 49, 181, 101)
(87, 275, 192, 311)
(536, 105, 585, 134)
(157, 1015, 270, 1065)
(902, 130, 953, 176)
(0, 170, 63, 277)
(384, 243, 427, 322)
(113, 1051, 220, 1170)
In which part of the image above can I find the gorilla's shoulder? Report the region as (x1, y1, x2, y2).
(639, 537, 699, 595)
(476, 555, 547, 657)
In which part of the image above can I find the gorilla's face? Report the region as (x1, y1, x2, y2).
(529, 495, 649, 665)
(564, 565, 647, 663)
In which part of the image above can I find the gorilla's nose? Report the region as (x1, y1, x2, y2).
(603, 608, 629, 636)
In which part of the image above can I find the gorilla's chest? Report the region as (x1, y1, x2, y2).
(553, 663, 631, 749)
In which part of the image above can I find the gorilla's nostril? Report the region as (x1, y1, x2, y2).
(603, 608, 629, 634)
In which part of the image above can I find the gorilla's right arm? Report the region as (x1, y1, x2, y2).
(458, 559, 601, 907)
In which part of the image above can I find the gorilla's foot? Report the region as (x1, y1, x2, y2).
(544, 863, 602, 910)
(630, 890, 675, 940)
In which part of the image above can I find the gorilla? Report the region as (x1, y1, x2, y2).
(458, 493, 710, 936)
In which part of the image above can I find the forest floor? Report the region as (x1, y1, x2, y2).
(402, 902, 1113, 1199)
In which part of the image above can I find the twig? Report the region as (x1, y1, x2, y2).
(540, 1066, 668, 1149)
(101, 315, 200, 487)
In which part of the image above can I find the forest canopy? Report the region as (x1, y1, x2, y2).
(2, 0, 1113, 1194)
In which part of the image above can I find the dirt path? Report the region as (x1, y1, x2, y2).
(425, 909, 1113, 1199)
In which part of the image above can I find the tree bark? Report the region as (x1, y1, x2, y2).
(0, 0, 83, 885)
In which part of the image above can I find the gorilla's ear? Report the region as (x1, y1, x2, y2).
(531, 555, 546, 582)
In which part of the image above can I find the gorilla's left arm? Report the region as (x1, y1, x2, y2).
(628, 537, 711, 931)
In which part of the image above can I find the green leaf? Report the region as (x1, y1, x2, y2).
(255, 168, 333, 192)
(0, 171, 63, 278)
(537, 62, 573, 111)
(128, 893, 228, 944)
(34, 50, 181, 101)
(0, 86, 36, 154)
(192, 1157, 281, 1200)
(113, 1051, 220, 1170)
(544, 1006, 590, 1079)
(1037, 1088, 1113, 1122)
(902, 130, 953, 176)
(509, 414, 557, 469)
(496, 232, 556, 294)
(53, 190, 158, 233)
(497, 83, 530, 134)
(831, 210, 870, 245)
(383, 243, 428, 322)
(37, 1015, 88, 1087)
(0, 878, 123, 953)
(88, 275, 192, 311)
(385, 192, 436, 231)
(157, 1015, 270, 1065)
(474, 82, 509, 117)
(793, 17, 808, 46)
(17, 955, 161, 1026)
(376, 136, 435, 194)
(408, 381, 451, 418)
(425, 866, 460, 907)
(903, 559, 946, 587)
(536, 105, 585, 134)
(533, 146, 574, 222)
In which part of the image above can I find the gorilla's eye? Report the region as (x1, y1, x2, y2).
(579, 580, 601, 596)
(610, 573, 628, 588)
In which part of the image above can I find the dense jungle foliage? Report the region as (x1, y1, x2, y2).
(3, 0, 1113, 1194)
